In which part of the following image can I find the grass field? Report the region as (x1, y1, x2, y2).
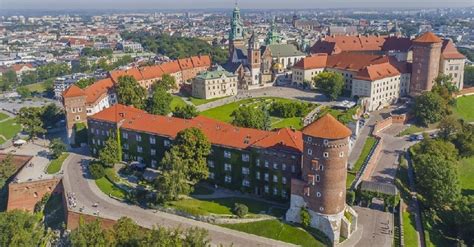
(95, 177, 126, 199)
(347, 136, 377, 188)
(454, 95, 474, 122)
(403, 211, 419, 247)
(166, 197, 287, 217)
(398, 123, 438, 137)
(0, 118, 22, 144)
(220, 220, 326, 247)
(170, 96, 187, 110)
(189, 96, 229, 106)
(459, 157, 474, 196)
(200, 97, 315, 130)
(46, 153, 69, 174)
(24, 82, 47, 93)
(0, 112, 9, 121)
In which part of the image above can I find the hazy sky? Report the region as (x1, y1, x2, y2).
(1, 0, 472, 10)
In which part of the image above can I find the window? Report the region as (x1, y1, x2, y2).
(242, 179, 250, 187)
(319, 207, 324, 212)
(256, 171, 260, 179)
(282, 177, 287, 184)
(256, 159, 260, 167)
(101, 130, 105, 136)
(151, 160, 157, 168)
(242, 154, 250, 162)
(307, 136, 312, 142)
(339, 151, 344, 158)
(151, 149, 156, 156)
(224, 150, 231, 158)
(137, 146, 143, 153)
(224, 163, 232, 171)
(264, 173, 269, 181)
(264, 185, 269, 193)
(323, 139, 329, 145)
(282, 163, 286, 170)
(136, 135, 142, 142)
(319, 165, 324, 171)
(281, 190, 287, 198)
(316, 175, 320, 182)
(273, 163, 279, 169)
(264, 160, 269, 168)
(316, 192, 321, 197)
(273, 188, 278, 195)
(75, 115, 80, 121)
(307, 149, 313, 155)
(323, 152, 329, 158)
(123, 143, 129, 150)
(209, 172, 215, 179)
(273, 175, 278, 183)
(242, 167, 250, 175)
(225, 176, 232, 183)
(123, 132, 128, 139)
(291, 165, 296, 173)
(164, 140, 170, 147)
(150, 136, 156, 144)
(207, 160, 215, 168)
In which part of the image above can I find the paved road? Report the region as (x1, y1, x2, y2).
(63, 153, 295, 247)
(354, 206, 393, 247)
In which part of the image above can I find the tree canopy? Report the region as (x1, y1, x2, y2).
(413, 91, 447, 126)
(116, 75, 147, 109)
(17, 107, 46, 140)
(75, 78, 96, 89)
(172, 104, 198, 119)
(146, 85, 172, 115)
(98, 135, 121, 167)
(49, 138, 66, 159)
(0, 154, 16, 188)
(0, 210, 48, 247)
(312, 71, 344, 101)
(231, 106, 270, 130)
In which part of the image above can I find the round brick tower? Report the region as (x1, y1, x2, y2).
(286, 114, 358, 245)
(410, 32, 442, 96)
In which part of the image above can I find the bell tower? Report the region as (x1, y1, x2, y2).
(228, 3, 245, 59)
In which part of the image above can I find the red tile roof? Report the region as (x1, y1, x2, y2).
(90, 104, 304, 151)
(83, 78, 115, 104)
(109, 68, 143, 82)
(139, 65, 164, 80)
(441, 39, 466, 60)
(326, 53, 389, 72)
(302, 113, 352, 139)
(159, 61, 181, 74)
(62, 84, 85, 98)
(178, 58, 194, 70)
(293, 54, 328, 70)
(191, 55, 212, 68)
(355, 63, 400, 81)
(413, 32, 442, 43)
(311, 35, 411, 54)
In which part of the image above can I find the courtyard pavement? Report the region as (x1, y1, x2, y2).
(354, 206, 393, 247)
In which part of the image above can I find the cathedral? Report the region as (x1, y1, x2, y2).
(224, 5, 306, 90)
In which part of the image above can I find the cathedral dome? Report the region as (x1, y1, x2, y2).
(273, 62, 284, 71)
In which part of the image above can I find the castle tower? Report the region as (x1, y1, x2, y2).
(265, 17, 281, 45)
(286, 114, 358, 245)
(410, 32, 442, 96)
(248, 31, 261, 85)
(228, 4, 245, 59)
(62, 84, 87, 145)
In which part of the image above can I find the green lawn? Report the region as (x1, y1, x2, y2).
(459, 157, 474, 196)
(24, 82, 47, 93)
(0, 118, 22, 144)
(170, 96, 187, 110)
(398, 123, 437, 137)
(189, 96, 229, 106)
(0, 112, 9, 121)
(403, 211, 419, 247)
(347, 136, 377, 188)
(454, 95, 474, 122)
(220, 220, 326, 247)
(95, 177, 126, 199)
(200, 97, 316, 130)
(166, 197, 287, 217)
(46, 153, 69, 174)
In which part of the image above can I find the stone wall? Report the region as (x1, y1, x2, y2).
(66, 210, 117, 230)
(7, 178, 62, 212)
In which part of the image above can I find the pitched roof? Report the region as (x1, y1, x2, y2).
(302, 113, 352, 139)
(83, 78, 115, 104)
(326, 53, 389, 72)
(191, 55, 211, 68)
(139, 65, 164, 80)
(293, 54, 328, 70)
(311, 35, 412, 54)
(441, 39, 465, 60)
(413, 32, 442, 43)
(178, 58, 194, 70)
(355, 63, 400, 81)
(266, 44, 305, 57)
(109, 68, 143, 82)
(253, 128, 303, 152)
(62, 84, 85, 98)
(159, 61, 181, 74)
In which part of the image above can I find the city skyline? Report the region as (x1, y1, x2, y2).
(2, 0, 473, 10)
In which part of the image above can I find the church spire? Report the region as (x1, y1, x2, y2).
(229, 2, 244, 41)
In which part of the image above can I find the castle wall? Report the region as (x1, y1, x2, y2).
(7, 178, 62, 212)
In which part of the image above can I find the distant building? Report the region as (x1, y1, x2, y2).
(328, 26, 358, 36)
(117, 41, 144, 53)
(192, 66, 238, 99)
(0, 63, 35, 82)
(54, 73, 94, 99)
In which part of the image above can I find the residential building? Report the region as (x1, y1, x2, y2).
(192, 66, 238, 99)
(117, 41, 144, 52)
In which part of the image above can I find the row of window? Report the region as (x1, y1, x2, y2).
(212, 173, 288, 197)
(122, 132, 171, 147)
(307, 148, 344, 158)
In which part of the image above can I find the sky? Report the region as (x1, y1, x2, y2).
(1, 0, 472, 10)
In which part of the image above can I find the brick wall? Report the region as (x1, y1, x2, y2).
(66, 210, 117, 230)
(7, 178, 62, 212)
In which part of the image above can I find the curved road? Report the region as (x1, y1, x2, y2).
(63, 153, 294, 247)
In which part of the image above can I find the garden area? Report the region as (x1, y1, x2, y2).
(459, 157, 474, 196)
(220, 219, 327, 247)
(346, 136, 377, 188)
(170, 95, 187, 110)
(46, 153, 69, 174)
(0, 118, 22, 145)
(200, 97, 317, 130)
(453, 95, 474, 122)
(188, 96, 228, 106)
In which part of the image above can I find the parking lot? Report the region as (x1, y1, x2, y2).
(0, 97, 61, 115)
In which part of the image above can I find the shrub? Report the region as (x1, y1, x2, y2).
(346, 190, 356, 206)
(89, 162, 105, 179)
(300, 207, 311, 228)
(233, 203, 248, 218)
(269, 102, 310, 118)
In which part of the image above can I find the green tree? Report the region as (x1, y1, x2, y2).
(313, 71, 344, 100)
(414, 91, 447, 126)
(21, 71, 38, 85)
(183, 227, 210, 247)
(432, 74, 458, 105)
(452, 196, 474, 245)
(464, 65, 474, 86)
(0, 210, 48, 247)
(41, 103, 64, 128)
(231, 106, 269, 130)
(453, 122, 474, 158)
(116, 75, 146, 109)
(154, 157, 192, 202)
(146, 85, 172, 115)
(3, 70, 17, 83)
(0, 154, 17, 188)
(413, 138, 459, 163)
(300, 207, 311, 228)
(89, 161, 105, 179)
(96, 58, 111, 71)
(98, 136, 121, 167)
(438, 116, 462, 140)
(157, 74, 178, 91)
(69, 218, 109, 247)
(17, 107, 46, 140)
(75, 78, 95, 89)
(112, 217, 143, 246)
(172, 104, 198, 119)
(233, 203, 248, 218)
(0, 76, 13, 91)
(49, 138, 66, 159)
(16, 86, 31, 98)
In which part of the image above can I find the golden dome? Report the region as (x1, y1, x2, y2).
(273, 62, 284, 70)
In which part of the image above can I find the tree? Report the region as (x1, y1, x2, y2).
(0, 210, 48, 247)
(98, 136, 121, 167)
(172, 104, 198, 119)
(453, 122, 474, 158)
(0, 154, 17, 188)
(231, 106, 269, 130)
(96, 58, 111, 71)
(412, 153, 460, 209)
(438, 116, 462, 140)
(300, 207, 311, 228)
(16, 86, 31, 98)
(432, 74, 458, 105)
(75, 78, 95, 89)
(116, 75, 146, 109)
(452, 196, 474, 245)
(313, 71, 344, 101)
(183, 227, 210, 247)
(41, 103, 64, 128)
(413, 138, 459, 163)
(154, 160, 192, 203)
(21, 71, 38, 85)
(157, 74, 178, 91)
(69, 218, 109, 247)
(112, 217, 143, 246)
(89, 162, 105, 179)
(146, 86, 172, 115)
(233, 203, 248, 218)
(464, 65, 474, 86)
(17, 107, 46, 140)
(3, 70, 17, 84)
(49, 138, 66, 159)
(414, 91, 447, 126)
